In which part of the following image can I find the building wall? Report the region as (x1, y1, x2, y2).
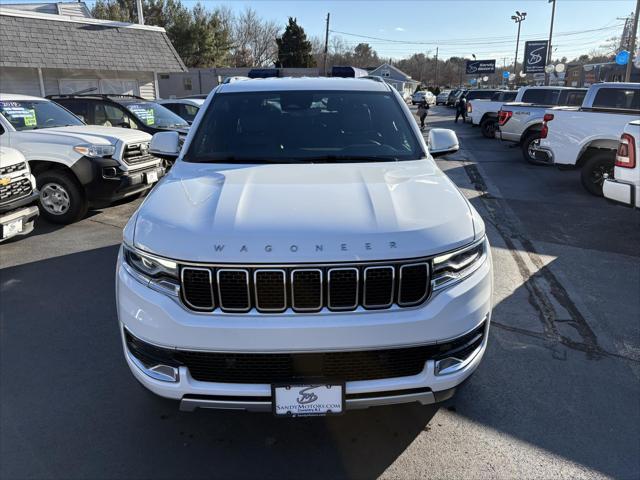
(158, 67, 320, 98)
(0, 67, 157, 98)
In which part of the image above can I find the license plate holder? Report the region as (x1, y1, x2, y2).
(2, 218, 23, 239)
(145, 171, 158, 184)
(272, 383, 344, 417)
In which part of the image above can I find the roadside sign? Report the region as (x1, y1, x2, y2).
(503, 71, 510, 79)
(523, 40, 549, 74)
(615, 50, 629, 66)
(466, 60, 496, 74)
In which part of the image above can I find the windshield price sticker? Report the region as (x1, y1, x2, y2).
(0, 106, 37, 125)
(129, 105, 155, 125)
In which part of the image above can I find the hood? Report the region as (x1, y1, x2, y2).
(30, 125, 152, 145)
(0, 146, 26, 168)
(133, 159, 476, 263)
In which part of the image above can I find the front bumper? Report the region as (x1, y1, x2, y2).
(116, 244, 493, 410)
(0, 204, 39, 242)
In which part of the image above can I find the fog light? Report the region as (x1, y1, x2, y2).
(102, 167, 118, 178)
(434, 357, 464, 376)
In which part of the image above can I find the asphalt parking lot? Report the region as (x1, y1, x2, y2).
(1, 105, 639, 479)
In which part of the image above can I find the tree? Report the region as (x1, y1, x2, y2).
(91, 0, 233, 68)
(231, 7, 280, 67)
(276, 17, 315, 68)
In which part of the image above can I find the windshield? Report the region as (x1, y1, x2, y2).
(185, 90, 424, 164)
(120, 101, 189, 129)
(0, 100, 84, 131)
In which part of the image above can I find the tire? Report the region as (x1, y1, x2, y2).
(580, 151, 615, 197)
(521, 132, 548, 165)
(37, 170, 88, 224)
(480, 118, 497, 138)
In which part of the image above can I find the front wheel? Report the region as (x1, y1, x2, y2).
(521, 132, 548, 165)
(37, 170, 88, 224)
(580, 152, 615, 197)
(480, 118, 497, 138)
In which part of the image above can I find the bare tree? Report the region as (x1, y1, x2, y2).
(231, 7, 280, 67)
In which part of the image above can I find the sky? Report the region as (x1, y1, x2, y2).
(6, 0, 638, 63)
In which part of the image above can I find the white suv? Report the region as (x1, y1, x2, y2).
(117, 77, 492, 415)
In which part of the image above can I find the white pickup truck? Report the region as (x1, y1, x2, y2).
(537, 82, 640, 196)
(0, 146, 39, 242)
(468, 87, 582, 139)
(0, 94, 165, 224)
(603, 120, 640, 208)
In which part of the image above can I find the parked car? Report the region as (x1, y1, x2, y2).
(538, 82, 640, 196)
(411, 90, 435, 105)
(0, 146, 39, 242)
(156, 98, 205, 125)
(450, 89, 468, 108)
(436, 90, 451, 105)
(446, 89, 463, 107)
(0, 94, 165, 224)
(118, 77, 493, 414)
(49, 94, 190, 137)
(603, 120, 640, 208)
(468, 87, 569, 138)
(497, 88, 587, 164)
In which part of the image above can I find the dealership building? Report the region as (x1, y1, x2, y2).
(0, 2, 186, 99)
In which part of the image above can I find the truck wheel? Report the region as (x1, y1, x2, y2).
(37, 170, 88, 224)
(521, 132, 547, 165)
(580, 152, 615, 197)
(480, 118, 497, 138)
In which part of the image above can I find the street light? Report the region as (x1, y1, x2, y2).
(511, 11, 527, 81)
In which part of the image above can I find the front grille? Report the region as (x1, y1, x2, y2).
(0, 178, 32, 205)
(125, 321, 486, 384)
(181, 260, 431, 314)
(123, 142, 156, 165)
(0, 162, 26, 175)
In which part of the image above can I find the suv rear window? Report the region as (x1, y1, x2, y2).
(592, 88, 640, 110)
(466, 90, 497, 101)
(185, 90, 423, 163)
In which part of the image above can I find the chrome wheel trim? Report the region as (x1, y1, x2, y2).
(527, 138, 540, 159)
(40, 183, 71, 215)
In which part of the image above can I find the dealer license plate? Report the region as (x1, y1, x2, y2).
(2, 218, 23, 239)
(146, 171, 158, 184)
(273, 384, 344, 417)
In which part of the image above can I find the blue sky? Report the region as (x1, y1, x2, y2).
(9, 0, 638, 62)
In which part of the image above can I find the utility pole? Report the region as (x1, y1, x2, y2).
(322, 13, 330, 76)
(511, 11, 527, 84)
(545, 0, 556, 86)
(136, 0, 144, 25)
(434, 46, 439, 87)
(625, 0, 640, 82)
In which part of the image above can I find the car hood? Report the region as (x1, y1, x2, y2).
(17, 125, 152, 145)
(132, 159, 477, 263)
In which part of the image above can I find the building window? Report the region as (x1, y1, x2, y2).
(184, 77, 193, 91)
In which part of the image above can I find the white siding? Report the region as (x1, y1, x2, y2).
(40, 68, 155, 97)
(0, 67, 42, 96)
(139, 80, 156, 99)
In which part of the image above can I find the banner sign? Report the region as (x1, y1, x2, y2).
(466, 60, 496, 74)
(523, 41, 549, 74)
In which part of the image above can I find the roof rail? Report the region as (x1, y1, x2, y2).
(362, 75, 386, 83)
(46, 93, 147, 100)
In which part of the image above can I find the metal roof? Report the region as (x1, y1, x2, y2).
(0, 9, 186, 73)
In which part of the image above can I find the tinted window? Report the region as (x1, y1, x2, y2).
(466, 90, 497, 101)
(592, 88, 640, 110)
(120, 101, 188, 129)
(521, 89, 561, 105)
(561, 90, 587, 106)
(0, 100, 83, 131)
(186, 90, 423, 164)
(502, 91, 517, 101)
(62, 100, 89, 122)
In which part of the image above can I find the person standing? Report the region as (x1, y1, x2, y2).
(455, 94, 467, 123)
(417, 99, 429, 130)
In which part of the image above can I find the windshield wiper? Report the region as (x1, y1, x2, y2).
(302, 155, 400, 163)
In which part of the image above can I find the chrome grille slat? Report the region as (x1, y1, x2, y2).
(0, 162, 26, 175)
(179, 260, 432, 314)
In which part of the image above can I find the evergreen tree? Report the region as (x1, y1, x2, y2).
(275, 17, 315, 68)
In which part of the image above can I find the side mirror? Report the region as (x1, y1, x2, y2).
(428, 128, 459, 158)
(150, 131, 180, 161)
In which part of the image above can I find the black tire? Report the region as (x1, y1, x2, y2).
(480, 118, 497, 138)
(580, 151, 615, 197)
(36, 170, 88, 224)
(521, 132, 548, 165)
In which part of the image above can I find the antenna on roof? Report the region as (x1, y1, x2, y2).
(70, 87, 97, 95)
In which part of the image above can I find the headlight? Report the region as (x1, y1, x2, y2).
(122, 244, 179, 296)
(432, 236, 488, 289)
(73, 144, 116, 158)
